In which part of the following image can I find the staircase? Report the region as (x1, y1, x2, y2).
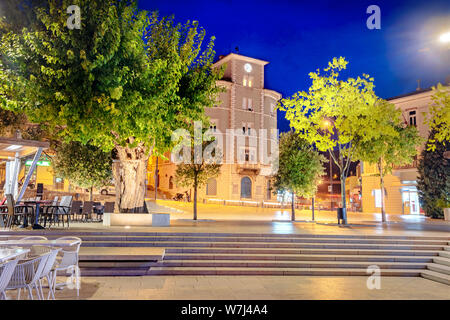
(2, 231, 449, 285)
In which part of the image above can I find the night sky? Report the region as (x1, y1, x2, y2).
(138, 0, 450, 132)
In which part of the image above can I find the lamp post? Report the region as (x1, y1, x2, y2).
(329, 150, 333, 210)
(321, 117, 348, 225)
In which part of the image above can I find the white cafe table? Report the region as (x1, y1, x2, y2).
(0, 240, 80, 248)
(0, 247, 30, 263)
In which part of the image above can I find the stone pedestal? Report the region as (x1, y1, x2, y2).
(151, 213, 170, 226)
(102, 213, 170, 227)
(444, 208, 450, 221)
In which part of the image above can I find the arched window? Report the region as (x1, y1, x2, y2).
(241, 177, 252, 198)
(206, 178, 217, 196)
(169, 176, 174, 189)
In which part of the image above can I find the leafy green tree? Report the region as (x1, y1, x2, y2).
(0, 0, 47, 34)
(425, 83, 450, 151)
(0, 108, 27, 136)
(417, 130, 450, 219)
(354, 100, 422, 222)
(279, 57, 379, 224)
(273, 131, 325, 221)
(175, 136, 222, 220)
(0, 0, 221, 212)
(52, 141, 113, 200)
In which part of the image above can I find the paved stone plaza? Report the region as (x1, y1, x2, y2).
(2, 203, 449, 300)
(11, 275, 447, 300)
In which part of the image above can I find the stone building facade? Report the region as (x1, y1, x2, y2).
(147, 53, 282, 203)
(361, 85, 449, 215)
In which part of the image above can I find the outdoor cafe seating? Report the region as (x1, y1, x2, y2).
(1, 192, 116, 229)
(0, 236, 82, 300)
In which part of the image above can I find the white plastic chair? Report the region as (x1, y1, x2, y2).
(28, 245, 54, 299)
(0, 259, 19, 300)
(33, 247, 60, 300)
(53, 236, 82, 297)
(6, 252, 50, 300)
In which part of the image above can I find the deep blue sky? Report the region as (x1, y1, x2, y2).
(138, 0, 450, 132)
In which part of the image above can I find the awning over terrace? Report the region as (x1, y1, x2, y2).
(0, 136, 49, 202)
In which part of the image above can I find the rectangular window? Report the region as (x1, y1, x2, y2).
(243, 75, 253, 87)
(409, 110, 416, 127)
(245, 149, 250, 162)
(247, 98, 253, 111)
(209, 120, 218, 132)
(373, 189, 382, 208)
(242, 97, 247, 110)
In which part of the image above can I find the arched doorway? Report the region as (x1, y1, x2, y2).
(241, 176, 252, 198)
(169, 176, 174, 189)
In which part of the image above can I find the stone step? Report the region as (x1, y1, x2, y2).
(146, 267, 422, 276)
(439, 251, 450, 259)
(421, 270, 450, 286)
(18, 234, 448, 245)
(150, 260, 427, 269)
(163, 253, 433, 263)
(433, 256, 450, 267)
(165, 247, 440, 256)
(80, 240, 445, 251)
(427, 263, 450, 275)
(79, 247, 164, 261)
(3, 230, 449, 240)
(79, 261, 155, 268)
(445, 246, 450, 251)
(80, 268, 148, 277)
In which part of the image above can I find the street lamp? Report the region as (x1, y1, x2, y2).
(439, 31, 450, 43)
(322, 119, 331, 128)
(321, 118, 337, 216)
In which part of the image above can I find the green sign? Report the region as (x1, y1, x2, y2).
(25, 160, 51, 167)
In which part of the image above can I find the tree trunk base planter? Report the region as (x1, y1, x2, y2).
(444, 208, 450, 221)
(103, 213, 170, 227)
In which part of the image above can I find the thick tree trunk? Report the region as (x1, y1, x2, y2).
(113, 144, 149, 213)
(378, 159, 386, 222)
(291, 191, 295, 221)
(89, 186, 93, 201)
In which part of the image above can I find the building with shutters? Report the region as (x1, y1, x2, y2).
(147, 53, 282, 204)
(360, 84, 449, 215)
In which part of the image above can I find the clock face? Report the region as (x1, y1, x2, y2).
(244, 63, 252, 73)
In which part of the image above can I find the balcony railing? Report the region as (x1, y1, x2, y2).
(236, 163, 261, 174)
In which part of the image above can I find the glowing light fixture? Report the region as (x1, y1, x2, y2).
(244, 63, 252, 73)
(439, 31, 450, 43)
(4, 145, 22, 151)
(322, 120, 331, 128)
